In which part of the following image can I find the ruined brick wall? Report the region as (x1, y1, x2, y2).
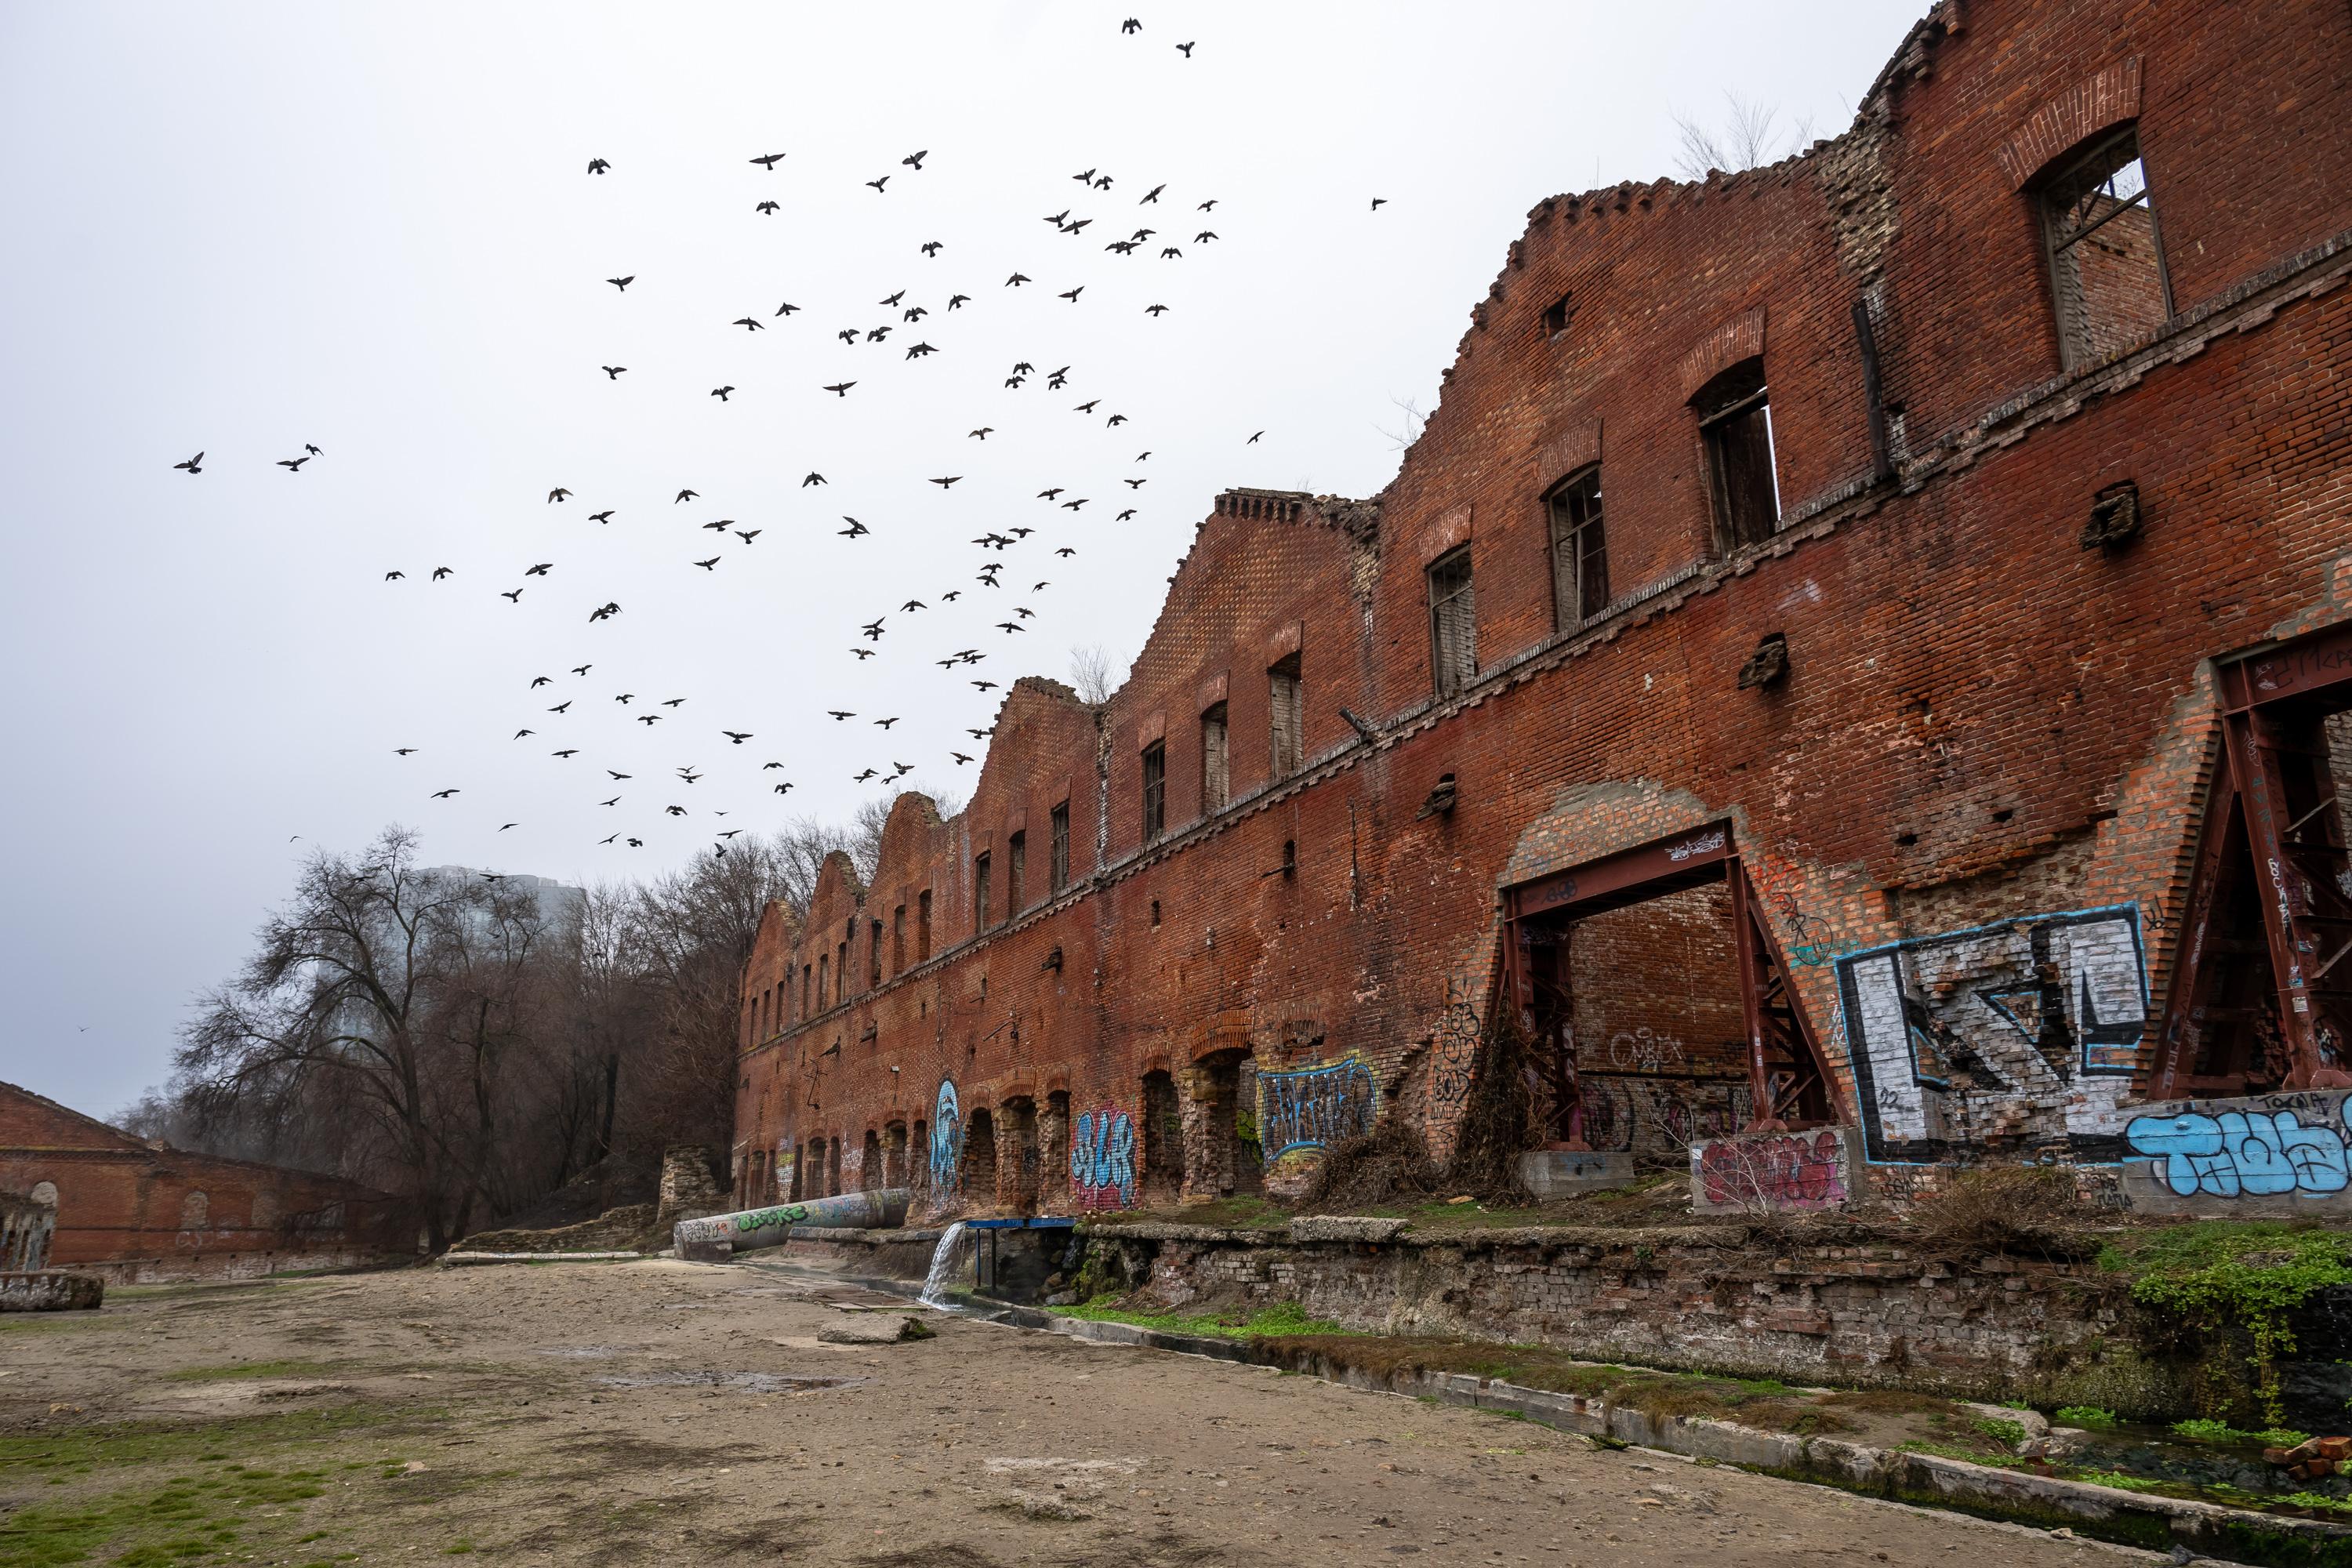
(0, 1083, 405, 1282)
(738, 0, 2352, 1214)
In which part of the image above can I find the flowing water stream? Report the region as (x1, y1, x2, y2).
(919, 1221, 971, 1307)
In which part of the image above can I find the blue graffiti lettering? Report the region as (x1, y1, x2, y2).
(2125, 1109, 2350, 1198)
(1070, 1109, 1137, 1209)
(1258, 1058, 1377, 1163)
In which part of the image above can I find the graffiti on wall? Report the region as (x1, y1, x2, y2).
(929, 1080, 964, 1192)
(1576, 1075, 1751, 1154)
(2125, 1094, 2352, 1199)
(1430, 969, 1483, 1107)
(1070, 1108, 1137, 1210)
(1837, 905, 2150, 1162)
(1693, 1129, 1849, 1210)
(1258, 1058, 1377, 1163)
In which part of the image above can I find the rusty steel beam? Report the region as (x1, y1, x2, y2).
(1508, 821, 1731, 921)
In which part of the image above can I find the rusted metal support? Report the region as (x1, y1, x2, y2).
(1728, 859, 1784, 1133)
(1853, 299, 1895, 485)
(2228, 706, 2348, 1087)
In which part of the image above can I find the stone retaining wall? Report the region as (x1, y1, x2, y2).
(0, 1271, 103, 1312)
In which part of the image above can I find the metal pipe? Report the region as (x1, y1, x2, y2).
(673, 1188, 910, 1260)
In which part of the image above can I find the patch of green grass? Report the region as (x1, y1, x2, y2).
(0, 1461, 337, 1565)
(164, 1359, 339, 1384)
(1051, 1296, 1349, 1338)
(0, 1403, 440, 1476)
(2053, 1404, 2118, 1429)
(1973, 1417, 2029, 1450)
(2065, 1468, 2166, 1493)
(2170, 1417, 2309, 1447)
(1896, 1438, 2024, 1467)
(2278, 1490, 2352, 1515)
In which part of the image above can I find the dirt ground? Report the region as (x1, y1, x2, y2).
(0, 1258, 2165, 1567)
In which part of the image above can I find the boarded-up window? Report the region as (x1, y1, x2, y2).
(975, 852, 992, 930)
(1142, 741, 1167, 843)
(917, 890, 931, 960)
(1427, 546, 1476, 698)
(1200, 702, 1229, 813)
(1697, 359, 1779, 552)
(1547, 466, 1609, 626)
(1268, 653, 1303, 781)
(1050, 801, 1071, 891)
(2042, 127, 2169, 369)
(1007, 831, 1026, 915)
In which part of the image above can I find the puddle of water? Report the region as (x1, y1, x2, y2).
(2033, 1423, 2352, 1520)
(589, 1370, 864, 1394)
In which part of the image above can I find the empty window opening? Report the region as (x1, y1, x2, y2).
(1043, 1090, 1072, 1205)
(1049, 801, 1071, 892)
(1149, 898, 1162, 927)
(836, 940, 848, 1000)
(1547, 466, 1610, 627)
(826, 1138, 842, 1198)
(910, 1121, 927, 1190)
(1427, 545, 1477, 698)
(1004, 1097, 1040, 1214)
(2041, 127, 2169, 369)
(1696, 358, 1780, 552)
(800, 963, 811, 1018)
(892, 904, 906, 975)
(1007, 831, 1027, 916)
(962, 1109, 999, 1208)
(1268, 653, 1304, 781)
(1541, 291, 1575, 339)
(861, 1130, 883, 1192)
(1142, 741, 1167, 843)
(869, 919, 883, 989)
(788, 1142, 805, 1201)
(817, 954, 829, 1011)
(1195, 1050, 1265, 1200)
(1140, 1070, 1184, 1203)
(1200, 702, 1230, 813)
(884, 1122, 909, 1188)
(917, 889, 932, 961)
(974, 852, 993, 931)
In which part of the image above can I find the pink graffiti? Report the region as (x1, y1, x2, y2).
(1698, 1131, 1848, 1209)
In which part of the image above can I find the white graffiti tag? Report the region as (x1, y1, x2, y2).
(2125, 1109, 2350, 1198)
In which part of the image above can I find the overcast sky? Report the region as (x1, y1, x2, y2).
(0, 2, 1918, 1119)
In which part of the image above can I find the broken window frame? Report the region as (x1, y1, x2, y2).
(2038, 125, 2172, 372)
(1427, 545, 1477, 699)
(1697, 359, 1780, 553)
(1049, 800, 1071, 892)
(1545, 465, 1610, 629)
(1268, 653, 1303, 781)
(1141, 740, 1167, 844)
(1200, 701, 1230, 814)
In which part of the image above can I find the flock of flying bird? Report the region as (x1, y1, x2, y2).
(174, 17, 1389, 863)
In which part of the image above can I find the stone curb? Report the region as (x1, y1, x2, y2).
(1019, 1312, 2346, 1566)
(437, 1250, 646, 1265)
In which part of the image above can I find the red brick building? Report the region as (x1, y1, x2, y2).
(0, 1082, 406, 1283)
(735, 0, 2352, 1218)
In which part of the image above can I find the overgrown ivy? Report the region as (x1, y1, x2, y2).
(2099, 1221, 2352, 1426)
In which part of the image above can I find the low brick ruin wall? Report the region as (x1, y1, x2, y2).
(1077, 1222, 2187, 1417)
(0, 1271, 103, 1312)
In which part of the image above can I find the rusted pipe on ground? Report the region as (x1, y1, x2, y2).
(673, 1189, 910, 1260)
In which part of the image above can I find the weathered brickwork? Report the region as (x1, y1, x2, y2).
(0, 1082, 405, 1283)
(737, 0, 2352, 1217)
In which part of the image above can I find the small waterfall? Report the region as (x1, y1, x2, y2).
(918, 1221, 971, 1308)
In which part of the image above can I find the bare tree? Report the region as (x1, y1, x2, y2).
(1374, 394, 1428, 453)
(1069, 643, 1119, 706)
(1671, 93, 1814, 181)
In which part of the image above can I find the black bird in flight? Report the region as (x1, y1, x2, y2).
(1044, 208, 1069, 225)
(608, 770, 631, 779)
(828, 710, 854, 720)
(763, 761, 785, 769)
(1196, 230, 1218, 243)
(862, 617, 885, 638)
(666, 804, 688, 816)
(589, 510, 613, 523)
(173, 452, 203, 474)
(572, 664, 590, 675)
(851, 648, 875, 659)
(499, 824, 517, 833)
(931, 475, 961, 488)
(732, 317, 764, 331)
(1047, 366, 1069, 387)
(395, 747, 417, 756)
(514, 728, 534, 739)
(601, 365, 626, 379)
(952, 751, 974, 765)
(607, 276, 633, 291)
(1058, 286, 1083, 302)
(736, 529, 761, 543)
(1121, 16, 1140, 32)
(1123, 477, 1145, 488)
(906, 342, 937, 359)
(1037, 488, 1063, 499)
(675, 488, 697, 503)
(1371, 197, 1388, 210)
(866, 176, 889, 193)
(1005, 272, 1030, 287)
(553, 748, 578, 757)
(662, 697, 686, 707)
(1076, 399, 1100, 412)
(949, 293, 970, 309)
(854, 768, 879, 782)
(839, 517, 868, 537)
(278, 456, 310, 471)
(902, 599, 927, 612)
(601, 833, 619, 845)
(637, 714, 662, 725)
(972, 680, 999, 691)
(723, 731, 752, 744)
(1142, 183, 1165, 203)
(711, 386, 735, 401)
(1072, 169, 1094, 184)
(525, 561, 553, 575)
(756, 200, 779, 214)
(881, 290, 906, 307)
(626, 837, 643, 847)
(305, 443, 321, 455)
(432, 788, 459, 798)
(1117, 509, 1138, 521)
(903, 150, 927, 169)
(1198, 198, 1218, 211)
(775, 300, 800, 315)
(1248, 430, 1265, 443)
(587, 158, 610, 174)
(549, 488, 572, 503)
(804, 472, 828, 486)
(502, 588, 524, 602)
(702, 518, 731, 532)
(433, 566, 453, 579)
(383, 570, 405, 581)
(1160, 247, 1182, 259)
(920, 241, 943, 257)
(1178, 41, 1195, 56)
(693, 556, 720, 570)
(822, 382, 855, 397)
(750, 152, 785, 169)
(969, 427, 992, 440)
(590, 602, 620, 621)
(531, 675, 552, 687)
(1056, 546, 1076, 557)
